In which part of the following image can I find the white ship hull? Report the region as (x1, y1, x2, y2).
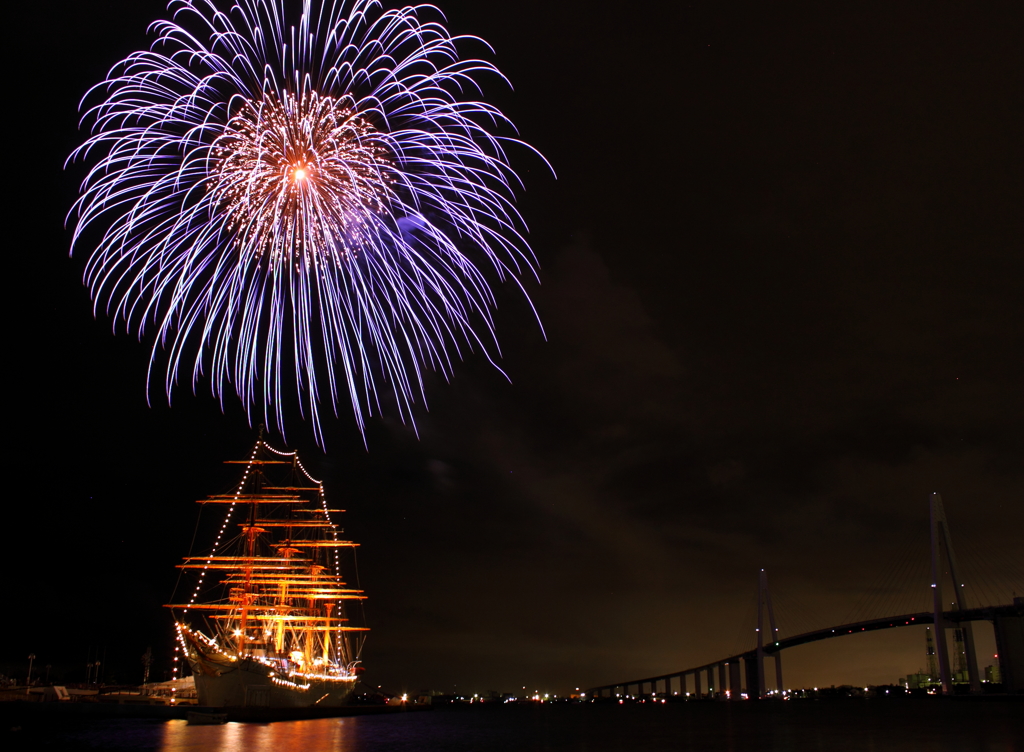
(186, 637, 357, 708)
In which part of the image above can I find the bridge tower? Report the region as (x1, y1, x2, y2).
(755, 569, 783, 697)
(929, 492, 981, 694)
(925, 627, 938, 682)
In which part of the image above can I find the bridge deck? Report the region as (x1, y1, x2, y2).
(588, 604, 1020, 694)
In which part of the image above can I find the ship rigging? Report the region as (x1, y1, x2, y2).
(166, 439, 368, 707)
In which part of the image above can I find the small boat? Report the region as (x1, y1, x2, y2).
(187, 711, 228, 725)
(167, 436, 369, 709)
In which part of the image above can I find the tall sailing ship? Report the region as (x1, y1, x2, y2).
(167, 439, 368, 708)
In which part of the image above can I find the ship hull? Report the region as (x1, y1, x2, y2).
(185, 637, 356, 708)
(192, 664, 356, 708)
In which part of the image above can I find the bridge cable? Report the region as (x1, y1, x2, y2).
(841, 539, 919, 625)
(771, 586, 820, 637)
(885, 534, 930, 617)
(728, 583, 762, 655)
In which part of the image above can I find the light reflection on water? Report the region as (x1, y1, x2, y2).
(19, 701, 1024, 752)
(160, 717, 357, 752)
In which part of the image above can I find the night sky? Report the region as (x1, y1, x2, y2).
(9, 0, 1022, 696)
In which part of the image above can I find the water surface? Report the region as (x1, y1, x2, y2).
(12, 699, 1022, 751)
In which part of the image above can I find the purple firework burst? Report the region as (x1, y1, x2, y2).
(69, 0, 547, 443)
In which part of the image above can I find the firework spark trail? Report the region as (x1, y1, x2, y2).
(69, 0, 548, 444)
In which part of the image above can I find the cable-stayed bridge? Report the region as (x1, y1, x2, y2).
(588, 494, 1024, 699)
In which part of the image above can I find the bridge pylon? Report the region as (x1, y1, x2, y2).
(755, 569, 783, 697)
(929, 492, 981, 694)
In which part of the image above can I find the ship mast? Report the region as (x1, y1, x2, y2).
(236, 425, 264, 656)
(164, 436, 372, 709)
(167, 438, 368, 677)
